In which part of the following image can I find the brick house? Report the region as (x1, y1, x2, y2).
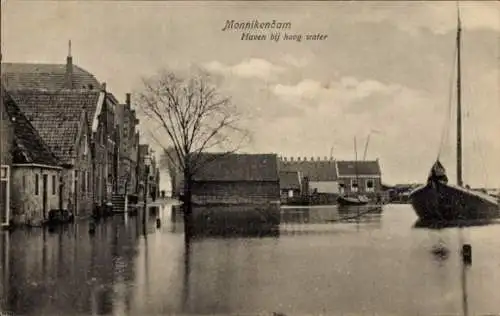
(115, 93, 140, 195)
(2, 48, 120, 207)
(279, 156, 339, 195)
(93, 87, 120, 203)
(188, 153, 280, 206)
(8, 89, 95, 216)
(2, 87, 62, 225)
(336, 160, 382, 198)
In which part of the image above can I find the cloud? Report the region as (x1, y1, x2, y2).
(281, 54, 310, 68)
(203, 58, 285, 80)
(272, 77, 403, 108)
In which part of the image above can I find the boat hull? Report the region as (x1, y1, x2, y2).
(409, 182, 500, 222)
(337, 195, 369, 206)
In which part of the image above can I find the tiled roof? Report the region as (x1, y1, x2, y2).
(279, 171, 301, 190)
(1, 86, 60, 166)
(1, 62, 101, 91)
(192, 153, 279, 182)
(279, 160, 338, 181)
(8, 89, 98, 164)
(336, 160, 381, 176)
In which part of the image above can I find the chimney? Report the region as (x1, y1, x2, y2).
(290, 157, 294, 161)
(298, 157, 301, 161)
(126, 93, 131, 107)
(324, 156, 328, 161)
(64, 40, 73, 89)
(101, 82, 107, 92)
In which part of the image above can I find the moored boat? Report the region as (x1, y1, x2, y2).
(337, 195, 369, 206)
(409, 9, 499, 222)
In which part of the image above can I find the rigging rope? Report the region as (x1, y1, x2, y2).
(437, 38, 459, 161)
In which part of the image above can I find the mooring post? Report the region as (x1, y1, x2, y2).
(462, 244, 472, 265)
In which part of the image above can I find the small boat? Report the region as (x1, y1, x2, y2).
(410, 9, 499, 222)
(337, 195, 369, 206)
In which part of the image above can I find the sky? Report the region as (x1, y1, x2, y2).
(1, 1, 499, 188)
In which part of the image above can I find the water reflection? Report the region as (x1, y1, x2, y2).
(1, 217, 141, 315)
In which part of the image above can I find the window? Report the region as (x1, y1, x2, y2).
(52, 175, 56, 195)
(338, 181, 344, 193)
(35, 174, 39, 195)
(87, 171, 90, 193)
(351, 179, 358, 193)
(83, 134, 88, 155)
(366, 179, 375, 192)
(82, 171, 86, 192)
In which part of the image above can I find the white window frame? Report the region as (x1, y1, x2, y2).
(351, 179, 358, 193)
(366, 179, 375, 192)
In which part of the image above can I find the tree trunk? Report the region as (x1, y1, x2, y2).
(183, 170, 194, 239)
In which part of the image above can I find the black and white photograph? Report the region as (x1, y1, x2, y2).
(1, 1, 499, 315)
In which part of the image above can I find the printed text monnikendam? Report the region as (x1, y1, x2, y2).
(222, 20, 291, 31)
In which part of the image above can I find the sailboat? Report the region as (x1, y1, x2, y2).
(337, 136, 369, 206)
(409, 9, 499, 222)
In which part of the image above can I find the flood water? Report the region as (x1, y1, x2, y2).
(1, 204, 500, 315)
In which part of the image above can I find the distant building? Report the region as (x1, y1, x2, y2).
(336, 160, 382, 198)
(188, 153, 280, 206)
(2, 87, 62, 225)
(115, 93, 140, 195)
(279, 171, 302, 203)
(279, 156, 383, 202)
(279, 157, 339, 195)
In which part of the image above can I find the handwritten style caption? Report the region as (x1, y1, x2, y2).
(221, 20, 328, 42)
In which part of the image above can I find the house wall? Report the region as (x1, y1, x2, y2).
(309, 181, 339, 194)
(10, 166, 60, 225)
(1, 101, 13, 224)
(191, 181, 280, 205)
(64, 120, 94, 216)
(0, 99, 13, 166)
(338, 176, 382, 197)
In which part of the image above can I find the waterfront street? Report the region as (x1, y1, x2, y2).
(1, 203, 500, 316)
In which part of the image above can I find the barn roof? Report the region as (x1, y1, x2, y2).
(279, 171, 301, 190)
(192, 153, 279, 182)
(336, 160, 381, 176)
(279, 160, 338, 181)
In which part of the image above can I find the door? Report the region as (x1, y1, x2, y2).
(42, 174, 48, 219)
(0, 165, 9, 225)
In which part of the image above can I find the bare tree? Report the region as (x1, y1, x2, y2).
(136, 68, 250, 212)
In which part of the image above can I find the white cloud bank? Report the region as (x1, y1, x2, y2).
(203, 58, 285, 80)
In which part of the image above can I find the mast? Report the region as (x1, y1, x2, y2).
(363, 134, 371, 160)
(456, 7, 463, 187)
(354, 136, 359, 194)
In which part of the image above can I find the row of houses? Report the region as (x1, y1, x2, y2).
(0, 47, 160, 226)
(279, 156, 383, 204)
(168, 153, 383, 206)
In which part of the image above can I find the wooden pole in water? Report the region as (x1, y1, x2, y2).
(456, 6, 463, 187)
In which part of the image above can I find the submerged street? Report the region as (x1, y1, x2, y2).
(1, 204, 500, 315)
